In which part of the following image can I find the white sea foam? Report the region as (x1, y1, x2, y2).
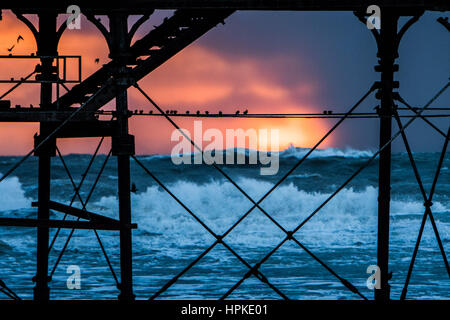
(0, 174, 31, 211)
(279, 145, 375, 159)
(287, 173, 322, 179)
(93, 178, 449, 249)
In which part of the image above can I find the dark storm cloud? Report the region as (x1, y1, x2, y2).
(195, 11, 450, 151)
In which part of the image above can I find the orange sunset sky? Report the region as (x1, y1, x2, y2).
(0, 10, 337, 156)
(0, 10, 448, 155)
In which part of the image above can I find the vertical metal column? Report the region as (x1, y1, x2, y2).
(34, 11, 57, 301)
(109, 13, 135, 301)
(375, 9, 399, 301)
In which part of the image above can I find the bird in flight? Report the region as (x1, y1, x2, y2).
(17, 35, 24, 43)
(7, 44, 15, 52)
(95, 58, 100, 64)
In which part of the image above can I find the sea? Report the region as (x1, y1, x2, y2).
(0, 146, 448, 300)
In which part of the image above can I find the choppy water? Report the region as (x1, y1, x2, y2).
(0, 147, 449, 300)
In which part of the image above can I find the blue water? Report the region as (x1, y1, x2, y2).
(0, 147, 449, 300)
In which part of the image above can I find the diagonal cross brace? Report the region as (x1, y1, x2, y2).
(49, 137, 105, 252)
(32, 200, 131, 227)
(135, 84, 378, 299)
(49, 149, 120, 287)
(394, 114, 450, 300)
(132, 155, 288, 300)
(222, 81, 449, 299)
(395, 93, 449, 140)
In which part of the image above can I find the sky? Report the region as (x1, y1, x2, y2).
(0, 9, 448, 155)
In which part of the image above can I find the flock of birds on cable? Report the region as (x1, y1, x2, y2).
(4, 33, 255, 117)
(129, 109, 335, 116)
(130, 109, 250, 116)
(166, 109, 248, 115)
(5, 34, 336, 117)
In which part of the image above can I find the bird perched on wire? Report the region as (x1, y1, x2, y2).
(17, 35, 24, 43)
(437, 17, 450, 32)
(235, 110, 240, 115)
(186, 111, 190, 114)
(218, 111, 222, 115)
(205, 111, 209, 115)
(196, 110, 200, 115)
(243, 109, 248, 115)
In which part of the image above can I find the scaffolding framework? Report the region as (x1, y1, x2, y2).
(0, 1, 448, 301)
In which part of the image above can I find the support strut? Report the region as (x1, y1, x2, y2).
(33, 11, 58, 301)
(109, 13, 135, 301)
(374, 9, 399, 301)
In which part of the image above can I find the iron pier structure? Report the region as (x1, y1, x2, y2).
(0, 1, 448, 301)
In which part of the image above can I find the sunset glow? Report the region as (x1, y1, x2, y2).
(0, 10, 333, 155)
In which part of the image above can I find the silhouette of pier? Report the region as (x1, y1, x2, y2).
(0, 1, 448, 301)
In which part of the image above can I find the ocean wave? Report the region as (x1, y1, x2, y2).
(0, 174, 32, 211)
(279, 145, 375, 159)
(93, 178, 449, 249)
(140, 154, 173, 161)
(139, 146, 376, 164)
(287, 173, 322, 179)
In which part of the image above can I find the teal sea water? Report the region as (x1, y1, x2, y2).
(0, 147, 448, 300)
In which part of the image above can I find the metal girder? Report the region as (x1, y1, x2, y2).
(29, 120, 116, 140)
(3, 1, 449, 12)
(52, 9, 234, 113)
(0, 110, 97, 122)
(55, 120, 117, 138)
(32, 201, 129, 227)
(0, 217, 135, 230)
(134, 84, 377, 300)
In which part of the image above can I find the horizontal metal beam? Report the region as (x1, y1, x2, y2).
(0, 217, 136, 230)
(32, 201, 125, 226)
(56, 121, 117, 138)
(4, 1, 449, 12)
(52, 9, 234, 111)
(0, 110, 94, 122)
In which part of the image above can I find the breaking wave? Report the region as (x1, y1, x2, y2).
(93, 178, 449, 249)
(0, 174, 32, 211)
